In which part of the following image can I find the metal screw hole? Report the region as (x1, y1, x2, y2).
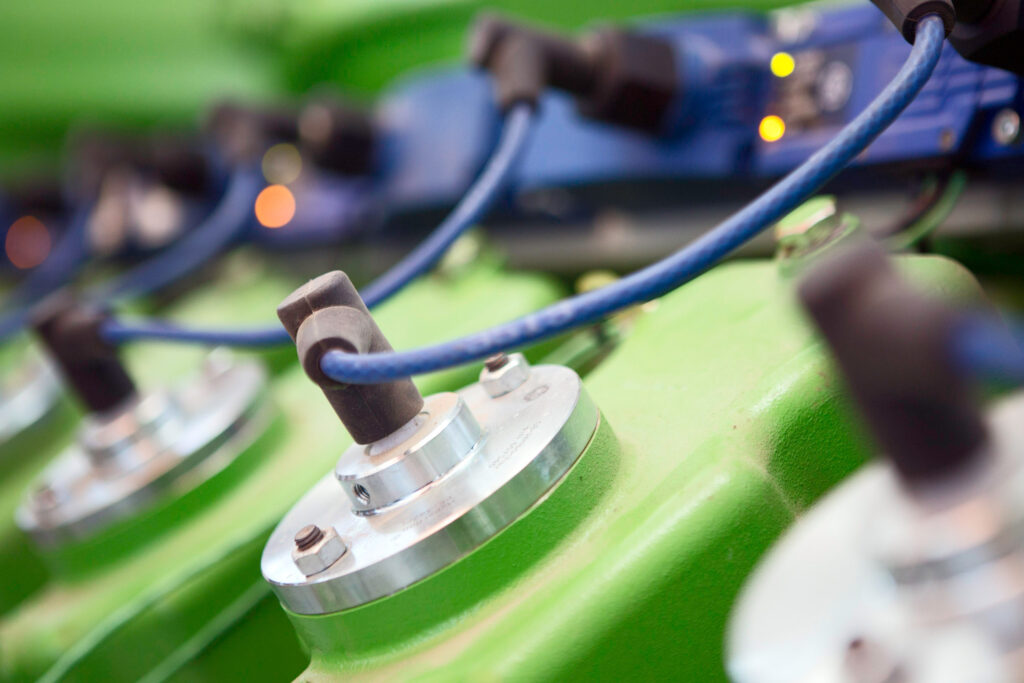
(353, 484, 370, 505)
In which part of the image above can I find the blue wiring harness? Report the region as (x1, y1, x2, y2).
(86, 168, 261, 304)
(0, 167, 255, 343)
(95, 18, 1018, 390)
(101, 103, 537, 347)
(951, 315, 1024, 385)
(313, 15, 948, 384)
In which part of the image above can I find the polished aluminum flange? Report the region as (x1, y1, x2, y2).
(729, 393, 1024, 683)
(0, 348, 64, 449)
(262, 358, 600, 615)
(17, 350, 272, 547)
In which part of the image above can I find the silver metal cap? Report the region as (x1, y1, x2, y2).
(262, 362, 599, 615)
(335, 392, 482, 515)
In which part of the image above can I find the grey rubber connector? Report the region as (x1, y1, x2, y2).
(277, 271, 425, 445)
(798, 241, 987, 488)
(870, 0, 955, 42)
(33, 295, 137, 414)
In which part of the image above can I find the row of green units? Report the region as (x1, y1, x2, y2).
(259, 253, 982, 682)
(0, 249, 563, 682)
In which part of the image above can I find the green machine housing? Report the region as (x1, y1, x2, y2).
(262, 254, 981, 682)
(0, 249, 563, 683)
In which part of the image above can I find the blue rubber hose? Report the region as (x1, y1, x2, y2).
(101, 103, 537, 346)
(314, 15, 947, 384)
(87, 168, 261, 304)
(950, 314, 1024, 385)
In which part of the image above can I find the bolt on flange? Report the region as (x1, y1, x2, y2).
(292, 525, 348, 576)
(480, 353, 531, 398)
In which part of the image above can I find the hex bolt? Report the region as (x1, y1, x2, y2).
(484, 353, 510, 372)
(294, 524, 325, 551)
(291, 524, 348, 577)
(480, 352, 531, 398)
(992, 109, 1021, 146)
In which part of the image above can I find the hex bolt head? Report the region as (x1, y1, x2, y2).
(291, 525, 348, 576)
(480, 352, 530, 398)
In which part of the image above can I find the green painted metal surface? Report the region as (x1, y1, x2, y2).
(0, 0, 283, 175)
(0, 339, 78, 615)
(0, 260, 563, 682)
(281, 256, 982, 682)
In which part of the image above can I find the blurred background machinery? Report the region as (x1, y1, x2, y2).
(0, 0, 1022, 681)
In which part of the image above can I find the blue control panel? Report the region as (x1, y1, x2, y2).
(250, 3, 1024, 245)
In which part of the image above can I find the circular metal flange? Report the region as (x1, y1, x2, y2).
(728, 393, 1024, 683)
(17, 350, 272, 547)
(262, 363, 599, 615)
(0, 349, 63, 448)
(335, 392, 482, 515)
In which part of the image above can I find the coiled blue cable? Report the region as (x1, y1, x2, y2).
(316, 15, 947, 384)
(101, 103, 536, 346)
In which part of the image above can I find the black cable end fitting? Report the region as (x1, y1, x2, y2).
(205, 101, 300, 166)
(871, 0, 955, 42)
(872, 0, 1024, 75)
(798, 241, 987, 490)
(145, 134, 212, 197)
(469, 13, 677, 134)
(298, 97, 376, 177)
(948, 0, 1024, 74)
(68, 131, 145, 203)
(277, 271, 425, 445)
(32, 295, 137, 414)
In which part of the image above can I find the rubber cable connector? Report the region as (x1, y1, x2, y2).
(798, 240, 986, 489)
(871, 0, 955, 42)
(469, 13, 676, 133)
(33, 295, 137, 414)
(277, 271, 425, 445)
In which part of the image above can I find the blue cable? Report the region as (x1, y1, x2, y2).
(101, 103, 537, 347)
(0, 204, 93, 341)
(0, 170, 255, 343)
(950, 314, 1024, 385)
(87, 168, 261, 304)
(316, 15, 947, 385)
(361, 103, 533, 308)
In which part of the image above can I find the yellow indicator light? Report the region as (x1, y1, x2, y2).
(770, 52, 796, 78)
(759, 115, 786, 143)
(254, 185, 296, 229)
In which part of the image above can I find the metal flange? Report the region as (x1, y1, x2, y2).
(17, 350, 272, 547)
(0, 349, 63, 449)
(262, 361, 599, 615)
